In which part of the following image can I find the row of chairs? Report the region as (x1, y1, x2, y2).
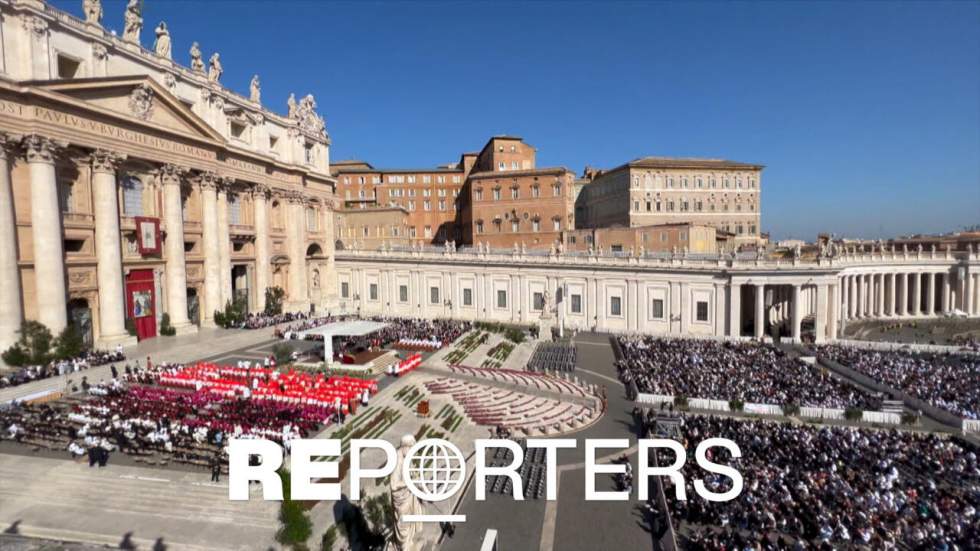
(526, 343, 577, 373)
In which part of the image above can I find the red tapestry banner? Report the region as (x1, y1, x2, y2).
(134, 217, 161, 256)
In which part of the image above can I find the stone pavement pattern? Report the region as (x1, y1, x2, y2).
(442, 333, 655, 551)
(0, 453, 278, 551)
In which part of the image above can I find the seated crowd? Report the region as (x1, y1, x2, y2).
(0, 348, 125, 389)
(816, 345, 980, 420)
(652, 415, 979, 550)
(616, 337, 877, 409)
(242, 311, 335, 331)
(0, 359, 375, 469)
(278, 316, 470, 353)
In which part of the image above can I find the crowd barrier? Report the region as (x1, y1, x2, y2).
(635, 393, 673, 406)
(743, 403, 783, 416)
(963, 420, 980, 434)
(814, 355, 966, 430)
(835, 338, 979, 355)
(688, 398, 730, 412)
(635, 393, 899, 424)
(863, 411, 902, 424)
(799, 406, 845, 421)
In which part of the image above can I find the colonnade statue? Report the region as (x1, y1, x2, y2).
(389, 434, 424, 551)
(122, 0, 142, 43)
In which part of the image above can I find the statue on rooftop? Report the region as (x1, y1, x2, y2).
(287, 93, 298, 118)
(83, 0, 102, 25)
(249, 75, 261, 103)
(122, 0, 142, 43)
(189, 42, 205, 73)
(208, 53, 223, 83)
(293, 94, 327, 137)
(153, 22, 171, 60)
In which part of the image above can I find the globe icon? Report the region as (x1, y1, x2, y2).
(404, 438, 466, 502)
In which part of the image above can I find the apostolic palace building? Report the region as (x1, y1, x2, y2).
(0, 0, 978, 356)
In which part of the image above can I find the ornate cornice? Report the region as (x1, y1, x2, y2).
(23, 134, 66, 164)
(22, 15, 49, 38)
(90, 149, 126, 173)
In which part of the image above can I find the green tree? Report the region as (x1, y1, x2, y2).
(54, 324, 86, 360)
(265, 286, 286, 316)
(19, 321, 54, 365)
(319, 526, 338, 551)
(275, 468, 313, 550)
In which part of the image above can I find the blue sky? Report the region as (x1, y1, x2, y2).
(55, 1, 979, 240)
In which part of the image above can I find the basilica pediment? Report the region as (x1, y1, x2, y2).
(26, 75, 224, 144)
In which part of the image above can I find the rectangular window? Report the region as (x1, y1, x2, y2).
(462, 288, 473, 306)
(369, 283, 378, 301)
(496, 290, 507, 308)
(533, 292, 544, 311)
(399, 285, 408, 303)
(651, 299, 665, 319)
(571, 294, 582, 313)
(696, 301, 709, 322)
(430, 286, 440, 304)
(341, 282, 349, 298)
(610, 296, 622, 317)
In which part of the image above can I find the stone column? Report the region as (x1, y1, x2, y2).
(875, 274, 885, 316)
(910, 272, 921, 316)
(815, 284, 828, 343)
(897, 273, 907, 316)
(848, 275, 856, 319)
(714, 282, 725, 336)
(754, 283, 765, 339)
(926, 272, 936, 316)
(864, 275, 872, 316)
(24, 135, 68, 332)
(627, 279, 638, 332)
(888, 273, 897, 317)
(728, 282, 741, 337)
(217, 182, 232, 305)
(199, 172, 221, 326)
(791, 284, 802, 342)
(855, 275, 864, 318)
(90, 150, 136, 347)
(253, 186, 270, 313)
(0, 134, 23, 351)
(942, 273, 951, 313)
(968, 270, 973, 315)
(286, 194, 308, 311)
(828, 283, 838, 341)
(161, 164, 195, 333)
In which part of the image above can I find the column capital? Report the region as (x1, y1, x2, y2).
(158, 163, 188, 186)
(23, 134, 67, 164)
(196, 170, 220, 191)
(218, 176, 238, 192)
(0, 132, 24, 160)
(250, 184, 272, 199)
(90, 149, 127, 174)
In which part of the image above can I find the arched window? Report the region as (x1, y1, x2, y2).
(122, 176, 143, 216)
(228, 194, 241, 224)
